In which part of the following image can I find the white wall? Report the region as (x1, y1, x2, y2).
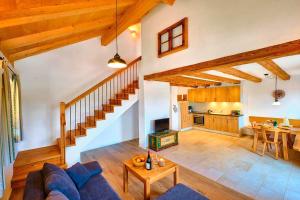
(82, 102, 139, 151)
(139, 81, 170, 148)
(141, 0, 300, 75)
(14, 30, 139, 151)
(242, 75, 300, 122)
(139, 0, 300, 145)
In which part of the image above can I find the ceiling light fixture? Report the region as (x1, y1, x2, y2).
(108, 0, 127, 68)
(272, 75, 280, 106)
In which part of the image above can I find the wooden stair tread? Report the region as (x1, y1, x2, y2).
(67, 129, 86, 137)
(14, 145, 61, 168)
(78, 122, 96, 129)
(12, 163, 67, 181)
(11, 163, 67, 188)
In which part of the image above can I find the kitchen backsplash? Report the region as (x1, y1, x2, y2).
(190, 102, 243, 114)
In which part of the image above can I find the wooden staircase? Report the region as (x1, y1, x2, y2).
(59, 80, 139, 147)
(11, 57, 141, 189)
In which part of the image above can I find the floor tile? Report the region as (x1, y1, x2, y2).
(160, 130, 300, 200)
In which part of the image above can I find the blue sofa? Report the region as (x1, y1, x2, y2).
(23, 161, 120, 200)
(23, 161, 208, 200)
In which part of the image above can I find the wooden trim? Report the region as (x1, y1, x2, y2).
(60, 102, 66, 164)
(65, 56, 141, 108)
(157, 76, 219, 87)
(170, 83, 195, 88)
(158, 17, 188, 58)
(218, 68, 262, 83)
(144, 39, 300, 80)
(258, 59, 291, 80)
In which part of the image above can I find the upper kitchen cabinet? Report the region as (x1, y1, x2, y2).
(228, 86, 241, 102)
(215, 87, 228, 102)
(188, 86, 240, 102)
(187, 89, 196, 102)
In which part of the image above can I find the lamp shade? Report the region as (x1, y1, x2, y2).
(272, 99, 280, 106)
(107, 53, 127, 68)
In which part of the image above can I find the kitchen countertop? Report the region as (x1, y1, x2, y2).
(192, 112, 244, 117)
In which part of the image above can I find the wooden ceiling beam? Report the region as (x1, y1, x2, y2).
(170, 83, 195, 88)
(1, 17, 114, 51)
(101, 0, 175, 46)
(217, 68, 262, 83)
(182, 72, 241, 84)
(257, 59, 291, 80)
(144, 39, 300, 80)
(0, 0, 135, 29)
(161, 0, 176, 5)
(8, 29, 105, 61)
(158, 76, 220, 86)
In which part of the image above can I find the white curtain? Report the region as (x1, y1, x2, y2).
(0, 59, 23, 197)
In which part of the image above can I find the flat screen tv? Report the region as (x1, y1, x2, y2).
(154, 118, 169, 132)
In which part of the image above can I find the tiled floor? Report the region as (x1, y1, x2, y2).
(157, 129, 300, 200)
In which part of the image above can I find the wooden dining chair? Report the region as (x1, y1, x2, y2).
(251, 122, 268, 153)
(261, 126, 283, 160)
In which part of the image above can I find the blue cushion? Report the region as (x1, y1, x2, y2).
(79, 174, 120, 200)
(66, 162, 92, 189)
(157, 183, 209, 200)
(42, 163, 80, 200)
(23, 171, 45, 200)
(46, 190, 69, 200)
(83, 161, 102, 176)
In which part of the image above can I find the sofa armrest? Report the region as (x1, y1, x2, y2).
(23, 171, 45, 200)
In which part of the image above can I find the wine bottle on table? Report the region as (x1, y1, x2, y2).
(145, 150, 152, 170)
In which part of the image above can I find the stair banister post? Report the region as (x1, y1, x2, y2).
(60, 102, 66, 164)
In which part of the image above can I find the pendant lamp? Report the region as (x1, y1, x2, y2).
(108, 0, 127, 68)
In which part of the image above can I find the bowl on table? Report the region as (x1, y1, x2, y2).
(132, 155, 146, 167)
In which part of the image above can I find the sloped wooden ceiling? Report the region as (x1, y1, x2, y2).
(0, 0, 175, 62)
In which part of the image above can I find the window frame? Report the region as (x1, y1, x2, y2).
(157, 17, 188, 58)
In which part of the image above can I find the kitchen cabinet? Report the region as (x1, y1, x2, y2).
(205, 88, 216, 102)
(188, 86, 240, 102)
(227, 117, 239, 134)
(228, 86, 240, 102)
(187, 89, 196, 102)
(179, 101, 193, 129)
(204, 114, 241, 135)
(195, 88, 206, 102)
(204, 115, 214, 129)
(215, 87, 228, 102)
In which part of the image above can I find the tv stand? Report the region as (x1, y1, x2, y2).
(148, 130, 178, 151)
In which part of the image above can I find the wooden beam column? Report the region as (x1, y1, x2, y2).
(101, 0, 175, 46)
(258, 59, 291, 80)
(218, 68, 262, 83)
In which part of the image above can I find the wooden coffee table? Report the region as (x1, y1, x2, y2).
(123, 157, 179, 200)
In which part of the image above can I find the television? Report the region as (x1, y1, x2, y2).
(154, 118, 169, 132)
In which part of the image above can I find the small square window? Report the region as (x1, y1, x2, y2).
(158, 18, 188, 58)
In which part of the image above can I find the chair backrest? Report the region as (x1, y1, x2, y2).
(289, 119, 300, 128)
(293, 135, 300, 151)
(262, 125, 279, 143)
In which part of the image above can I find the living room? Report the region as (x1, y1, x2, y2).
(1, 0, 300, 200)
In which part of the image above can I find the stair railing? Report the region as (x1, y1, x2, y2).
(59, 56, 141, 164)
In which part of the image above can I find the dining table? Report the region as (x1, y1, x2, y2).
(248, 124, 300, 161)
